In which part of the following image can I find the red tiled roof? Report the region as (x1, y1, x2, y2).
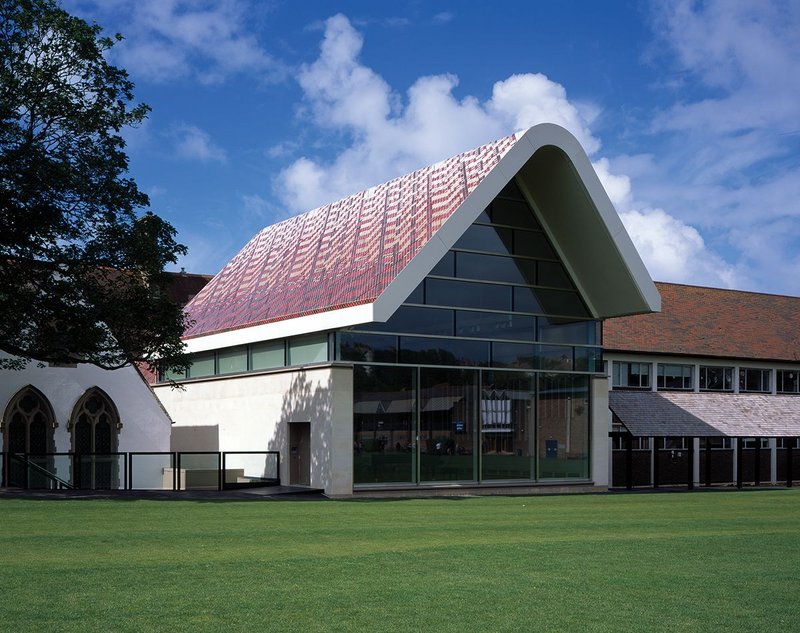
(604, 282, 800, 363)
(184, 133, 520, 338)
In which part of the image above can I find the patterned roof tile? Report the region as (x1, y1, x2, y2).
(184, 133, 519, 338)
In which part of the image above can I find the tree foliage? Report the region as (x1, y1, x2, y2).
(0, 0, 189, 372)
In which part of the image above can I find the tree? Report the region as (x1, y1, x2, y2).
(0, 0, 189, 373)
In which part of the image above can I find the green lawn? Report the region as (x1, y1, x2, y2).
(1, 491, 798, 632)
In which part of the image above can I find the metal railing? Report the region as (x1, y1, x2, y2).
(1, 451, 280, 491)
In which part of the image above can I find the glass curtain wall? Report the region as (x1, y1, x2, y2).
(344, 178, 598, 486)
(353, 365, 416, 484)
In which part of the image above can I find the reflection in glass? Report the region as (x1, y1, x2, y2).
(399, 337, 489, 367)
(481, 371, 535, 480)
(425, 279, 512, 311)
(456, 252, 536, 285)
(454, 225, 513, 253)
(338, 333, 397, 363)
(353, 365, 416, 484)
(363, 306, 453, 336)
(455, 311, 536, 341)
(419, 368, 477, 482)
(537, 374, 589, 479)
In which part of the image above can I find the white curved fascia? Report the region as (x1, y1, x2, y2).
(183, 303, 374, 353)
(374, 123, 660, 323)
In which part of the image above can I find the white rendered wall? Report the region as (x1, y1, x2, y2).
(0, 355, 172, 453)
(154, 364, 354, 496)
(590, 374, 610, 488)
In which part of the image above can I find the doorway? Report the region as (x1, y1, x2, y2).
(289, 422, 311, 486)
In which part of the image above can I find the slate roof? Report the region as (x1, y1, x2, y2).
(610, 390, 800, 437)
(604, 282, 800, 363)
(183, 134, 520, 339)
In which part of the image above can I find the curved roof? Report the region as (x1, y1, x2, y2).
(184, 133, 518, 340)
(184, 124, 658, 351)
(605, 282, 800, 363)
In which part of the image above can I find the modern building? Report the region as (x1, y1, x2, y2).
(605, 282, 800, 489)
(153, 124, 661, 496)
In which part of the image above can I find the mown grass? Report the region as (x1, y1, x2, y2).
(0, 490, 798, 632)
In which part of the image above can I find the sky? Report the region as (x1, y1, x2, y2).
(65, 0, 800, 296)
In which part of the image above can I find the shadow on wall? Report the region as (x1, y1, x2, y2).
(269, 370, 333, 490)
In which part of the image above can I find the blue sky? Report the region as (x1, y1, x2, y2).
(66, 0, 800, 296)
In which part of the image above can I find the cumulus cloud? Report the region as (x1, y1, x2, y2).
(171, 124, 227, 162)
(274, 14, 739, 291)
(68, 0, 283, 84)
(277, 14, 600, 211)
(630, 0, 800, 294)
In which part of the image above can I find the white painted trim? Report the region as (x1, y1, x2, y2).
(184, 303, 374, 353)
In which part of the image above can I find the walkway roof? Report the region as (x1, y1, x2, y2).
(610, 390, 800, 437)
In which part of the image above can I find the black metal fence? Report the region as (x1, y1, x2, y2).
(610, 433, 797, 490)
(0, 451, 280, 491)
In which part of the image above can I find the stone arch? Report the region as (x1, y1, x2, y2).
(2, 386, 56, 454)
(69, 388, 121, 454)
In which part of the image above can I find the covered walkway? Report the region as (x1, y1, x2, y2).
(609, 391, 800, 489)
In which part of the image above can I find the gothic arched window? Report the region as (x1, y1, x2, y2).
(2, 387, 56, 454)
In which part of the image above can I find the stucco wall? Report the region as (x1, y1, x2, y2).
(591, 374, 610, 488)
(153, 363, 354, 496)
(0, 356, 172, 453)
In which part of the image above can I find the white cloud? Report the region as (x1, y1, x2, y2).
(278, 14, 602, 211)
(69, 0, 283, 84)
(274, 14, 740, 292)
(171, 124, 227, 162)
(624, 0, 800, 294)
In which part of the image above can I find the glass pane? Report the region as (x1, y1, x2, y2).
(700, 366, 733, 391)
(420, 368, 477, 482)
(456, 252, 536, 285)
(178, 453, 220, 490)
(406, 282, 424, 304)
(778, 370, 799, 393)
(492, 342, 537, 370)
(218, 346, 247, 374)
(399, 337, 489, 367)
(539, 345, 574, 371)
(338, 333, 397, 363)
(189, 352, 215, 378)
(574, 347, 603, 372)
(455, 310, 536, 341)
(513, 231, 556, 259)
(362, 306, 453, 336)
(535, 289, 590, 318)
(288, 334, 328, 365)
(353, 365, 416, 485)
(453, 225, 513, 253)
(426, 279, 512, 311)
(497, 179, 525, 201)
(491, 198, 541, 229)
(481, 371, 535, 480)
(429, 251, 455, 277)
(538, 374, 589, 479)
(513, 286, 543, 313)
(538, 318, 598, 345)
(537, 261, 574, 289)
(250, 340, 285, 370)
(131, 453, 175, 490)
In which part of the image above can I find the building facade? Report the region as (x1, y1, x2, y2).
(605, 283, 800, 488)
(154, 124, 659, 496)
